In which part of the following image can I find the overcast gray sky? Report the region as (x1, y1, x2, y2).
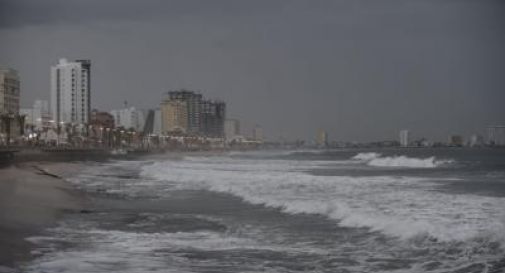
(1, 0, 504, 141)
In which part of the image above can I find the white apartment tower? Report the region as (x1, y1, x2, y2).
(400, 129, 409, 147)
(50, 58, 91, 125)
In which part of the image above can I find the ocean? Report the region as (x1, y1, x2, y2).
(24, 148, 505, 272)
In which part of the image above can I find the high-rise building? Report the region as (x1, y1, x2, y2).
(110, 107, 144, 131)
(162, 90, 226, 137)
(399, 130, 409, 147)
(200, 100, 226, 138)
(0, 67, 22, 143)
(0, 67, 20, 115)
(166, 90, 202, 134)
(50, 58, 91, 125)
(160, 99, 188, 133)
(225, 119, 240, 141)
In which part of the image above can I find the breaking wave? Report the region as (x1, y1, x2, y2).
(352, 152, 453, 168)
(139, 158, 505, 244)
(352, 152, 381, 161)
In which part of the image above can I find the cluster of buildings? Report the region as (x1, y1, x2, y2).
(308, 127, 505, 149)
(3, 57, 503, 150)
(0, 58, 264, 149)
(158, 90, 225, 137)
(398, 128, 505, 148)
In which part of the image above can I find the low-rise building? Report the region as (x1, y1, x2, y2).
(90, 109, 115, 128)
(448, 135, 464, 147)
(225, 119, 240, 141)
(110, 107, 144, 131)
(20, 100, 51, 132)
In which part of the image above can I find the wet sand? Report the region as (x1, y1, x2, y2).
(0, 163, 85, 270)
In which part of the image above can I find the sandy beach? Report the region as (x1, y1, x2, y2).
(0, 162, 85, 270)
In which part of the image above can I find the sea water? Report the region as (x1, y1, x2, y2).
(24, 148, 505, 272)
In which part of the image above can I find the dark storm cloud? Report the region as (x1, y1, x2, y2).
(0, 0, 180, 27)
(1, 0, 504, 141)
(0, 0, 285, 28)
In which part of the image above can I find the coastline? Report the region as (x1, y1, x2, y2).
(0, 149, 226, 271)
(0, 162, 86, 270)
(0, 149, 503, 272)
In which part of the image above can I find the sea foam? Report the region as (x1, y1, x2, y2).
(352, 152, 452, 168)
(139, 157, 505, 243)
(352, 152, 381, 161)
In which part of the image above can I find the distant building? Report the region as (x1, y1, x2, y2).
(20, 108, 33, 125)
(153, 108, 162, 135)
(21, 100, 50, 131)
(316, 129, 327, 147)
(399, 130, 409, 147)
(487, 126, 505, 146)
(110, 107, 144, 131)
(253, 125, 264, 142)
(225, 119, 240, 141)
(160, 99, 188, 134)
(142, 109, 154, 135)
(142, 108, 163, 135)
(33, 100, 50, 129)
(90, 109, 115, 128)
(50, 58, 91, 125)
(448, 135, 464, 147)
(469, 134, 484, 147)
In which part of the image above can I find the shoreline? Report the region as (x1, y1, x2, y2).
(0, 162, 86, 270)
(0, 149, 231, 270)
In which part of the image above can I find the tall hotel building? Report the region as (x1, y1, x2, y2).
(161, 90, 226, 137)
(160, 99, 188, 133)
(166, 90, 202, 134)
(50, 58, 91, 125)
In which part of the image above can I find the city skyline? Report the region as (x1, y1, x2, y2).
(1, 0, 505, 141)
(4, 57, 504, 144)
